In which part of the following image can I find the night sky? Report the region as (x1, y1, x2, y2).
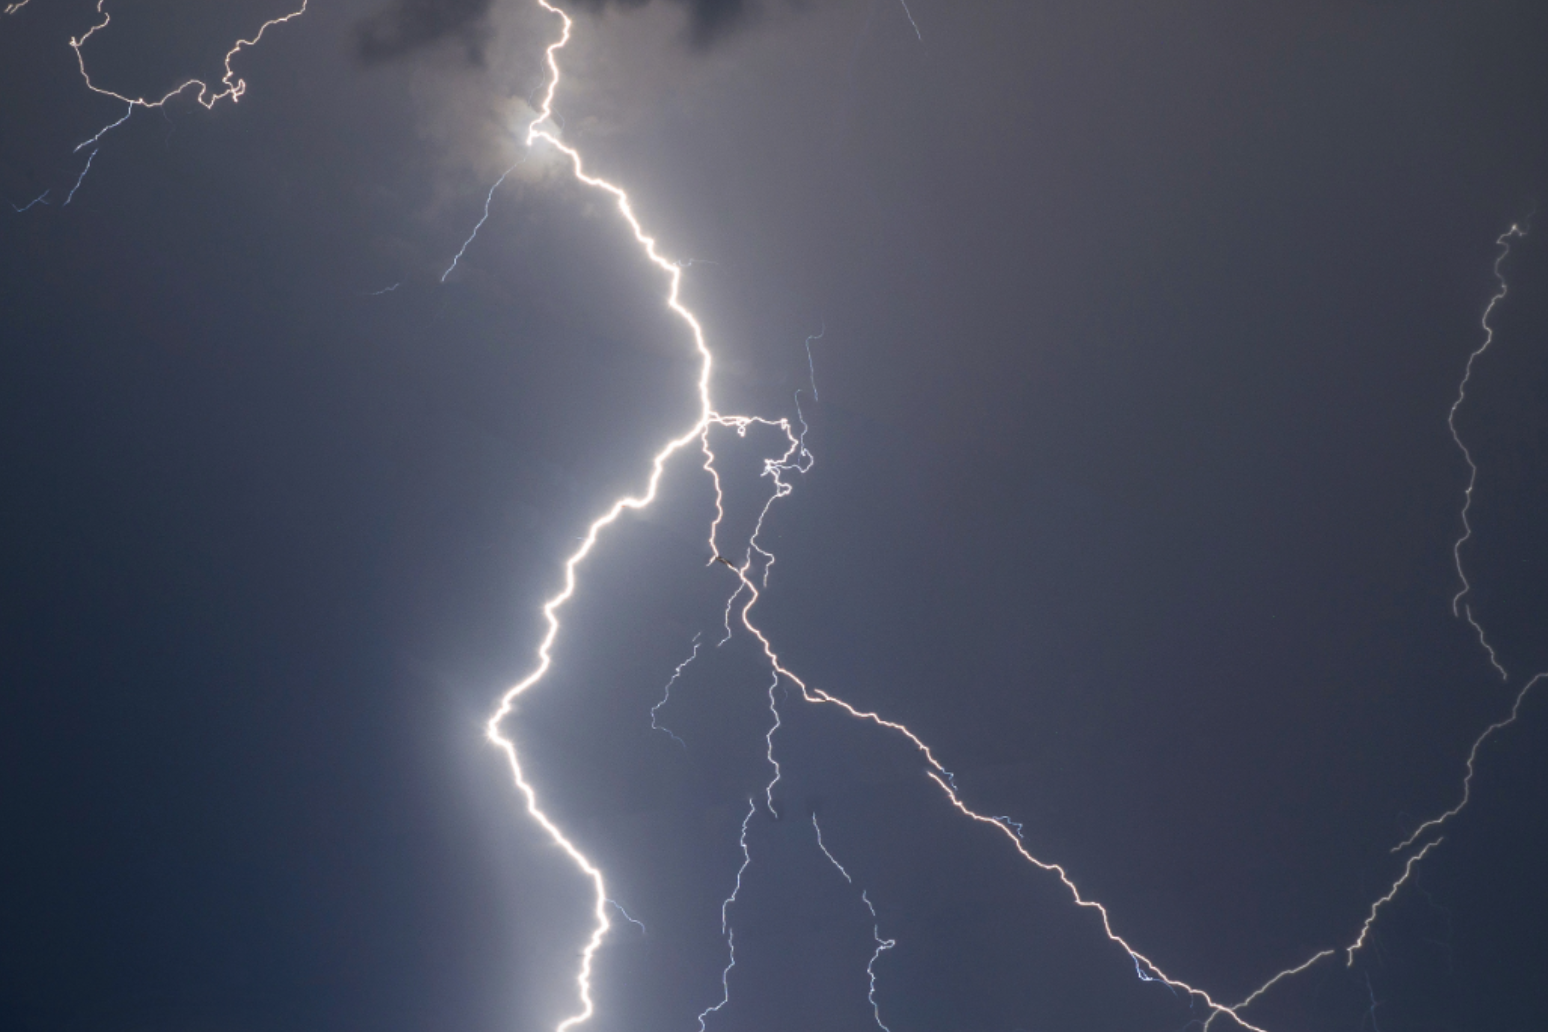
(3, 2, 1547, 1031)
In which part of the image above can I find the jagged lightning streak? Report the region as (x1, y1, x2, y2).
(1346, 837, 1444, 965)
(706, 360, 1512, 1028)
(1387, 220, 1546, 852)
(480, 4, 749, 1028)
(1363, 973, 1384, 1032)
(11, 190, 50, 213)
(442, 160, 524, 282)
(696, 800, 756, 1032)
(487, 7, 1544, 1031)
(59, 103, 131, 207)
(63, 149, 99, 206)
(1392, 671, 1546, 854)
(804, 325, 825, 401)
(710, 468, 1307, 1032)
(813, 814, 896, 1031)
(895, 0, 923, 41)
(57, 0, 308, 201)
(1448, 221, 1530, 680)
(605, 898, 647, 935)
(650, 633, 700, 747)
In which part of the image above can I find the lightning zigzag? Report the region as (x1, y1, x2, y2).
(17, 0, 310, 207)
(489, 3, 1548, 1025)
(483, 4, 1429, 1031)
(18, 0, 1539, 1026)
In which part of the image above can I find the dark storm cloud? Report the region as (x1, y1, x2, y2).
(355, 0, 757, 62)
(574, 0, 752, 46)
(356, 0, 497, 64)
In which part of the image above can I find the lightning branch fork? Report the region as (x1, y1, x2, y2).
(489, 4, 1269, 1031)
(38, 0, 310, 206)
(486, 6, 1546, 1032)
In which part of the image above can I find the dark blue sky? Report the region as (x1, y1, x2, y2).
(3, 2, 1547, 1030)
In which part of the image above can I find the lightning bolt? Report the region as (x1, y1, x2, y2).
(1448, 221, 1531, 679)
(485, 5, 1545, 1029)
(649, 633, 700, 748)
(695, 800, 755, 1032)
(803, 325, 825, 402)
(813, 814, 897, 1031)
(63, 148, 99, 207)
(442, 160, 524, 283)
(1391, 671, 1545, 855)
(1345, 837, 1445, 965)
(10, 189, 50, 213)
(51, 0, 308, 204)
(1385, 218, 1547, 858)
(8, 0, 1535, 1023)
(605, 898, 647, 936)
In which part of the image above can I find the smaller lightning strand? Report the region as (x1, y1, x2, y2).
(1199, 950, 1335, 1032)
(11, 190, 50, 212)
(58, 0, 308, 202)
(813, 815, 897, 1031)
(1447, 220, 1530, 679)
(860, 890, 896, 1030)
(1388, 218, 1545, 852)
(59, 101, 131, 207)
(1392, 671, 1546, 853)
(896, 0, 923, 40)
(1363, 973, 1383, 1032)
(704, 426, 1372, 1032)
(693, 232, 1548, 1031)
(606, 898, 647, 935)
(697, 800, 756, 1032)
(709, 475, 1269, 1031)
(442, 160, 523, 282)
(73, 102, 133, 154)
(1346, 838, 1444, 965)
(70, 0, 310, 111)
(650, 633, 700, 747)
(804, 325, 825, 401)
(63, 149, 99, 206)
(703, 415, 810, 817)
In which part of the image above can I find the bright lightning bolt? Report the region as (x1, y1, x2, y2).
(483, 4, 1547, 1028)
